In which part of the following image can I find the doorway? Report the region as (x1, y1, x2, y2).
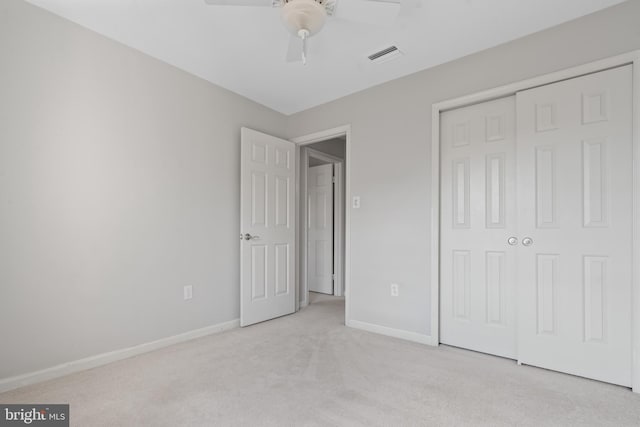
(300, 137, 346, 307)
(291, 125, 351, 325)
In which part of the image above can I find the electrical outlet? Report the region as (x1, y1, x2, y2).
(183, 285, 193, 300)
(352, 196, 361, 209)
(390, 283, 399, 297)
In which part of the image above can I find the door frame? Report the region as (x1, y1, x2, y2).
(430, 50, 640, 392)
(302, 147, 345, 301)
(291, 125, 351, 325)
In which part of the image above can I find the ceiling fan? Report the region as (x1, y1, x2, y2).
(203, 0, 419, 65)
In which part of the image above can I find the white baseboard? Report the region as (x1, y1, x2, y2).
(0, 318, 240, 394)
(347, 319, 437, 346)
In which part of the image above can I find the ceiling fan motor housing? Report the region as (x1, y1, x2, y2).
(281, 0, 327, 37)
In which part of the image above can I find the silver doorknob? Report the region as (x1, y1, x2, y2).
(507, 237, 518, 246)
(243, 233, 260, 241)
(522, 237, 533, 247)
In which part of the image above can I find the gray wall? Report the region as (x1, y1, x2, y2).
(0, 0, 286, 378)
(286, 0, 640, 338)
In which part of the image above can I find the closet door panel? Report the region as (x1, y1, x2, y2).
(440, 96, 518, 359)
(516, 65, 633, 386)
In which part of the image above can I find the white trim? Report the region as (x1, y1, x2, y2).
(0, 319, 240, 394)
(430, 50, 640, 392)
(434, 54, 636, 113)
(347, 319, 437, 346)
(303, 147, 345, 298)
(291, 125, 352, 325)
(301, 148, 309, 304)
(294, 142, 301, 312)
(633, 54, 640, 394)
(333, 162, 344, 297)
(430, 102, 441, 347)
(290, 125, 351, 145)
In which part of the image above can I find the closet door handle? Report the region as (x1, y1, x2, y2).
(522, 237, 534, 247)
(507, 237, 518, 246)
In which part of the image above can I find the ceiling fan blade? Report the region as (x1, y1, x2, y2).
(204, 0, 277, 7)
(285, 35, 303, 63)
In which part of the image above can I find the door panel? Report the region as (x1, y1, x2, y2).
(307, 164, 334, 295)
(516, 65, 633, 386)
(241, 128, 295, 326)
(440, 96, 518, 359)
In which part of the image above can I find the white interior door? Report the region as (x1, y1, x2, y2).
(307, 164, 334, 295)
(240, 127, 295, 327)
(440, 96, 518, 359)
(516, 65, 633, 386)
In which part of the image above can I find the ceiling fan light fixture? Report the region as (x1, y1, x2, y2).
(281, 0, 327, 37)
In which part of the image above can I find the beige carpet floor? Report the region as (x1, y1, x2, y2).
(2, 293, 640, 426)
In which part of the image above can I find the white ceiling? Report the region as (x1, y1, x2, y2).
(25, 0, 626, 115)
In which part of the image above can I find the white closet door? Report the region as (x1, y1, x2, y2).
(440, 96, 518, 359)
(516, 65, 633, 386)
(308, 164, 334, 295)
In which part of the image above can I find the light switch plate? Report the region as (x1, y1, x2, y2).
(184, 285, 193, 300)
(390, 283, 399, 297)
(352, 196, 361, 209)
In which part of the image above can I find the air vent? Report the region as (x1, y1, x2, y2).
(367, 46, 402, 63)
